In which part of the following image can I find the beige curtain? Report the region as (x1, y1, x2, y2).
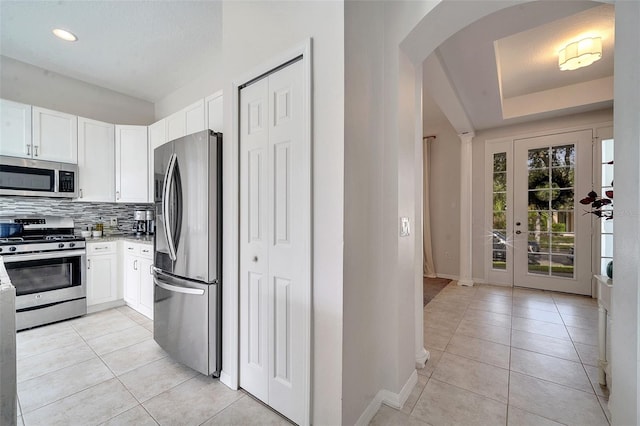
(423, 136, 437, 278)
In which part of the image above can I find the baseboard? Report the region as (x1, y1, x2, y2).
(87, 299, 125, 314)
(354, 370, 418, 426)
(219, 371, 237, 390)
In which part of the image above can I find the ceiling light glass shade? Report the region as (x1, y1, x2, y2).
(52, 28, 78, 42)
(558, 37, 602, 71)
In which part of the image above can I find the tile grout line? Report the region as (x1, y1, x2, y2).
(551, 294, 611, 425)
(505, 285, 514, 426)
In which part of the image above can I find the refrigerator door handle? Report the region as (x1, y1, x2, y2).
(162, 153, 178, 261)
(154, 276, 205, 295)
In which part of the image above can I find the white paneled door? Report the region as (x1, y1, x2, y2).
(240, 58, 309, 425)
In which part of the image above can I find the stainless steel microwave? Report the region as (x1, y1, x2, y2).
(0, 156, 78, 198)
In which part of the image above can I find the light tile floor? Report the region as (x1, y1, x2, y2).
(371, 282, 611, 426)
(16, 306, 292, 426)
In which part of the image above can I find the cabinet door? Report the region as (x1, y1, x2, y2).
(77, 117, 115, 202)
(184, 99, 205, 135)
(87, 253, 117, 306)
(148, 119, 166, 202)
(115, 125, 148, 203)
(0, 99, 32, 158)
(123, 254, 140, 307)
(166, 110, 186, 142)
(32, 106, 78, 163)
(205, 93, 223, 132)
(138, 257, 154, 320)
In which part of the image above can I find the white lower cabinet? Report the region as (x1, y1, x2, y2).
(86, 241, 119, 308)
(123, 242, 154, 319)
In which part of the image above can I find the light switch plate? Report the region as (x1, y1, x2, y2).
(400, 217, 410, 237)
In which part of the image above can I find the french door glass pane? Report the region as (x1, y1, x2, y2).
(492, 153, 508, 270)
(526, 145, 575, 278)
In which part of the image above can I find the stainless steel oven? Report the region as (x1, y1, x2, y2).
(0, 216, 86, 330)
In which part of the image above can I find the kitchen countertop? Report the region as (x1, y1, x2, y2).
(84, 234, 154, 245)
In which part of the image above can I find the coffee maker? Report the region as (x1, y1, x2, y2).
(133, 210, 147, 235)
(145, 209, 155, 235)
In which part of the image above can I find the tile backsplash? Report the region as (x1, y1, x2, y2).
(0, 196, 153, 234)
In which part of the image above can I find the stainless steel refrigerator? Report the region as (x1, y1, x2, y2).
(153, 130, 222, 377)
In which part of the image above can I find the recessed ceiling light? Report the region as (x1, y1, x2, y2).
(52, 28, 78, 42)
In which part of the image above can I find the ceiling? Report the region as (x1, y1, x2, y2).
(0, 1, 222, 103)
(0, 1, 614, 127)
(427, 1, 614, 132)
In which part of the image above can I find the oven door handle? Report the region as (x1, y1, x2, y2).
(1, 249, 86, 263)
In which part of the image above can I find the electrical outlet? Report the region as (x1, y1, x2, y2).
(109, 217, 118, 227)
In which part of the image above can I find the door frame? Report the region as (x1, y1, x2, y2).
(223, 39, 312, 425)
(483, 121, 613, 292)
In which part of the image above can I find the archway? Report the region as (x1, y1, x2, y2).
(398, 2, 639, 425)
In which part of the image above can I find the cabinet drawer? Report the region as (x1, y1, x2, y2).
(123, 242, 139, 255)
(123, 242, 153, 259)
(139, 245, 153, 259)
(87, 241, 116, 254)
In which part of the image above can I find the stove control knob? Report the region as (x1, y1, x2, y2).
(58, 243, 65, 249)
(9, 246, 17, 252)
(70, 242, 76, 248)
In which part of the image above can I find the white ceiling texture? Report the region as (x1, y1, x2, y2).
(0, 1, 613, 129)
(425, 1, 614, 132)
(0, 1, 222, 103)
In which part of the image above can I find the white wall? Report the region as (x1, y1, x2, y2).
(423, 92, 461, 278)
(221, 2, 344, 424)
(343, 2, 393, 423)
(0, 56, 154, 125)
(610, 1, 640, 423)
(154, 65, 223, 120)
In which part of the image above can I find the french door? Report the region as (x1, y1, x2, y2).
(488, 129, 593, 295)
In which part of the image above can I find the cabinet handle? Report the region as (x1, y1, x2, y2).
(95, 246, 108, 251)
(149, 264, 153, 275)
(79, 189, 83, 199)
(26, 144, 31, 156)
(116, 191, 120, 200)
(34, 145, 39, 156)
(134, 259, 138, 270)
(87, 258, 91, 270)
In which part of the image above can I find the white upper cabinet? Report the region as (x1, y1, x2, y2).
(205, 92, 223, 132)
(77, 117, 115, 202)
(166, 99, 206, 141)
(115, 125, 148, 203)
(32, 106, 78, 163)
(184, 99, 206, 135)
(148, 118, 166, 202)
(0, 99, 32, 159)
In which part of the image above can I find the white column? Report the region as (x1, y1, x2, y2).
(458, 132, 474, 287)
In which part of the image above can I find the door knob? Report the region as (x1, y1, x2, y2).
(515, 222, 521, 226)
(515, 230, 522, 235)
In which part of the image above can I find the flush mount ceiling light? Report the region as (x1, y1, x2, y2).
(558, 37, 602, 71)
(52, 28, 78, 42)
